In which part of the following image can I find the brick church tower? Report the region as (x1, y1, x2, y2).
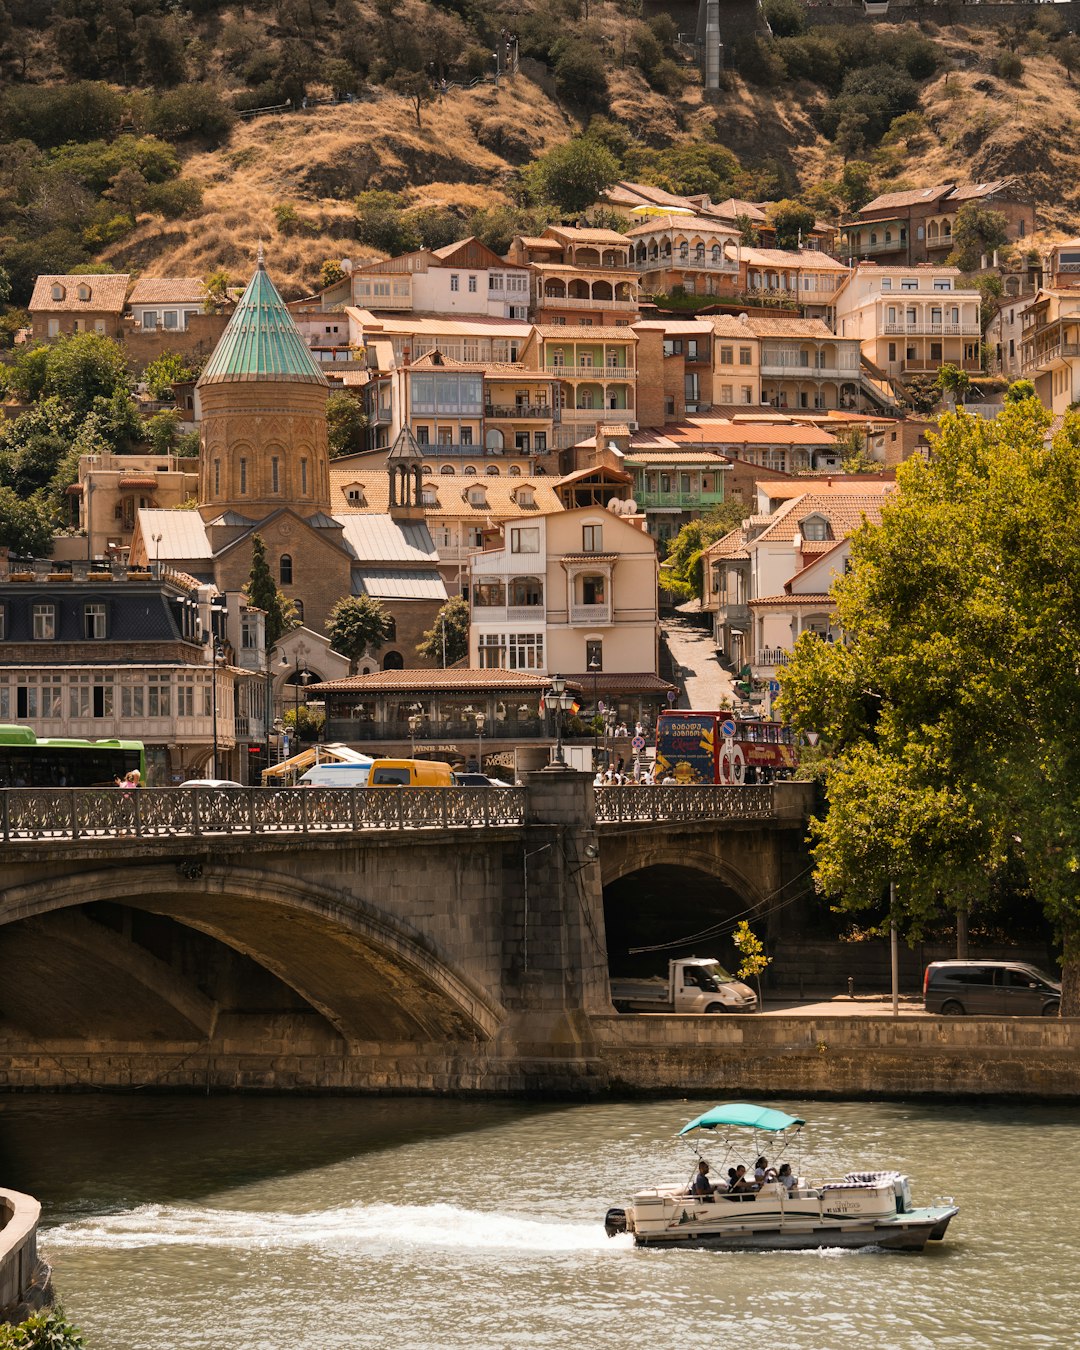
(197, 254, 331, 519)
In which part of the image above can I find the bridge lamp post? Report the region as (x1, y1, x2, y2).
(291, 660, 313, 744)
(588, 652, 601, 762)
(209, 638, 225, 779)
(546, 675, 574, 765)
(604, 706, 617, 771)
(408, 708, 422, 757)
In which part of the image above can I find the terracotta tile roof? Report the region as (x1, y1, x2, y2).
(662, 420, 837, 447)
(311, 668, 567, 693)
(625, 215, 739, 237)
(632, 319, 713, 336)
(750, 593, 832, 607)
(946, 180, 1013, 204)
(741, 248, 848, 270)
(30, 274, 130, 313)
(560, 671, 677, 694)
(604, 180, 700, 210)
(855, 185, 954, 215)
(759, 479, 895, 499)
(710, 315, 759, 338)
(535, 325, 638, 340)
(328, 469, 564, 520)
(704, 528, 751, 561)
(515, 236, 561, 249)
(557, 464, 633, 485)
(407, 353, 540, 374)
(545, 226, 630, 245)
(754, 492, 892, 543)
(623, 449, 730, 465)
(710, 198, 768, 223)
(745, 316, 837, 339)
(128, 277, 206, 306)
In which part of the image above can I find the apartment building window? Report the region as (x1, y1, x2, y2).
(478, 633, 505, 668)
(720, 345, 733, 365)
(164, 311, 178, 329)
(83, 603, 106, 639)
(880, 278, 892, 291)
(580, 574, 606, 605)
(511, 526, 539, 553)
(664, 339, 684, 356)
(71, 674, 113, 719)
(515, 433, 530, 452)
(687, 340, 700, 360)
(550, 316, 566, 325)
(121, 685, 144, 718)
(741, 386, 753, 404)
(739, 347, 752, 365)
(665, 396, 676, 416)
(507, 632, 543, 669)
(582, 524, 603, 552)
(241, 617, 258, 649)
(147, 674, 171, 718)
(931, 342, 942, 361)
(889, 343, 897, 362)
(721, 385, 733, 404)
(280, 554, 293, 585)
(510, 575, 543, 606)
(685, 373, 700, 403)
(16, 686, 37, 719)
(660, 474, 671, 493)
(143, 311, 158, 329)
(468, 276, 477, 293)
(450, 274, 459, 292)
(551, 349, 565, 367)
(176, 678, 194, 718)
(534, 432, 546, 452)
(901, 278, 918, 290)
(934, 279, 952, 291)
(32, 604, 55, 640)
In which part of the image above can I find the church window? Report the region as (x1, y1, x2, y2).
(271, 457, 280, 493)
(301, 458, 308, 494)
(239, 458, 247, 494)
(280, 554, 293, 584)
(213, 459, 220, 495)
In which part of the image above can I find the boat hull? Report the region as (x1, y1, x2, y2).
(608, 1199, 959, 1253)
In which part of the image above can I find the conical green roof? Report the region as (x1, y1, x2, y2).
(198, 257, 328, 387)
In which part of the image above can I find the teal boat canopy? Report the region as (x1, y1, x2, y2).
(679, 1103, 805, 1136)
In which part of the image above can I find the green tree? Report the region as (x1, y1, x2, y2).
(732, 920, 772, 1010)
(523, 137, 620, 215)
(145, 409, 183, 454)
(203, 269, 231, 311)
(551, 36, 609, 108)
(766, 199, 816, 250)
(936, 362, 971, 404)
(949, 203, 1010, 273)
(416, 594, 469, 666)
(320, 259, 346, 288)
(664, 503, 746, 600)
(44, 332, 130, 416)
(283, 703, 325, 744)
(778, 402, 1080, 1012)
(326, 392, 366, 457)
(1005, 378, 1036, 403)
(387, 68, 435, 131)
(143, 351, 196, 401)
(104, 164, 150, 224)
(245, 533, 295, 649)
(762, 0, 807, 38)
(354, 190, 420, 255)
(0, 485, 53, 556)
(326, 594, 393, 672)
(838, 161, 874, 212)
(7, 345, 50, 402)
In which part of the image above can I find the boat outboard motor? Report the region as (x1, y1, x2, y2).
(604, 1207, 628, 1237)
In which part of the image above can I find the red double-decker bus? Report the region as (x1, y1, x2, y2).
(653, 711, 797, 785)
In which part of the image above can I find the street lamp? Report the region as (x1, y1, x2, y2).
(604, 706, 617, 771)
(209, 637, 224, 778)
(408, 704, 423, 756)
(546, 674, 575, 765)
(588, 652, 601, 761)
(290, 658, 314, 743)
(475, 711, 486, 771)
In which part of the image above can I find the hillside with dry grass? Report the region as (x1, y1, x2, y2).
(1, 0, 1078, 303)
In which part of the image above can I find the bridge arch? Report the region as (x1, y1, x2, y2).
(0, 863, 505, 1047)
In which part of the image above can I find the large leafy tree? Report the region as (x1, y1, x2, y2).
(949, 203, 1010, 273)
(416, 595, 469, 666)
(325, 594, 393, 673)
(779, 399, 1080, 1011)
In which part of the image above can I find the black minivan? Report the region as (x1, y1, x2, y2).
(923, 960, 1061, 1016)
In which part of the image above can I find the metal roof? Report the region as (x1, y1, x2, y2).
(337, 514, 439, 564)
(136, 509, 212, 560)
(198, 259, 328, 388)
(352, 568, 448, 601)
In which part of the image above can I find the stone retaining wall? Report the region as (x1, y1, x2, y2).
(0, 1190, 50, 1324)
(593, 1013, 1080, 1098)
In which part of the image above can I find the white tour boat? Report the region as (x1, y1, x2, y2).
(604, 1102, 959, 1252)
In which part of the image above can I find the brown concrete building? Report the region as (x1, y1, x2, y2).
(28, 274, 130, 342)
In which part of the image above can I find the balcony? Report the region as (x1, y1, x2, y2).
(570, 603, 611, 624)
(1021, 342, 1080, 375)
(548, 364, 634, 380)
(352, 291, 412, 309)
(485, 403, 555, 420)
(759, 362, 862, 379)
(839, 237, 907, 258)
(637, 490, 725, 510)
(560, 406, 634, 424)
(635, 256, 739, 275)
(901, 359, 982, 374)
(415, 442, 519, 458)
(883, 323, 967, 336)
(755, 647, 792, 671)
(537, 295, 638, 311)
(473, 605, 546, 624)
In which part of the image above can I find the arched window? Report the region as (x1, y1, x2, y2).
(385, 616, 397, 641)
(712, 244, 721, 263)
(484, 465, 500, 476)
(464, 465, 477, 476)
(439, 464, 456, 475)
(280, 554, 293, 584)
(679, 242, 689, 260)
(382, 650, 404, 670)
(510, 575, 543, 606)
(485, 428, 504, 449)
(508, 464, 522, 477)
(293, 598, 304, 623)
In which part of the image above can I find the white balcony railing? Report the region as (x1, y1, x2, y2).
(570, 603, 611, 624)
(883, 323, 967, 336)
(635, 257, 739, 275)
(538, 295, 638, 310)
(759, 362, 862, 378)
(548, 365, 634, 380)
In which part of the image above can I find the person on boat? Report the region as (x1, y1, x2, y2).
(777, 1163, 796, 1193)
(754, 1156, 777, 1184)
(688, 1160, 715, 1200)
(730, 1165, 755, 1197)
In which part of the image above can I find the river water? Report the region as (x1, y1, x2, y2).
(2, 1093, 1077, 1350)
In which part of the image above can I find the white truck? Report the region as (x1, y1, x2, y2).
(610, 957, 757, 1014)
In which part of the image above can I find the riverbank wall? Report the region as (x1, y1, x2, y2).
(0, 1189, 51, 1324)
(593, 1013, 1080, 1099)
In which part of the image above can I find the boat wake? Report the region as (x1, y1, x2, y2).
(44, 1202, 630, 1255)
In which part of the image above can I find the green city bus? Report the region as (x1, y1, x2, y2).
(0, 725, 146, 787)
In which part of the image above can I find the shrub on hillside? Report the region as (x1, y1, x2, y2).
(2, 81, 123, 148)
(819, 64, 921, 147)
(354, 190, 421, 254)
(992, 51, 1024, 82)
(551, 36, 609, 109)
(763, 0, 808, 39)
(521, 137, 620, 214)
(623, 141, 741, 200)
(148, 83, 236, 141)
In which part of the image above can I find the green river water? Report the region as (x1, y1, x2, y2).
(1, 1094, 1077, 1350)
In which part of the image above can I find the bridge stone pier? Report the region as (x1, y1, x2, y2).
(0, 776, 813, 1096)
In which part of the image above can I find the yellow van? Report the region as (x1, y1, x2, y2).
(367, 758, 454, 787)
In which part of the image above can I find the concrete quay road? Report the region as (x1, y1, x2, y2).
(757, 995, 932, 1017)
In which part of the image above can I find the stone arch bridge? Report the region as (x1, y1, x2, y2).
(0, 774, 814, 1094)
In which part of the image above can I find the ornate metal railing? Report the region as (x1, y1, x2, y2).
(0, 787, 526, 843)
(594, 785, 776, 824)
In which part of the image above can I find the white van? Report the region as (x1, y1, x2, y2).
(298, 759, 373, 788)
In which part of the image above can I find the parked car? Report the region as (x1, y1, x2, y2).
(923, 960, 1061, 1016)
(178, 779, 244, 788)
(367, 758, 454, 787)
(298, 761, 372, 788)
(453, 772, 512, 787)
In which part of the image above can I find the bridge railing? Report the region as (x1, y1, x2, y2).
(594, 784, 777, 823)
(0, 786, 527, 842)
